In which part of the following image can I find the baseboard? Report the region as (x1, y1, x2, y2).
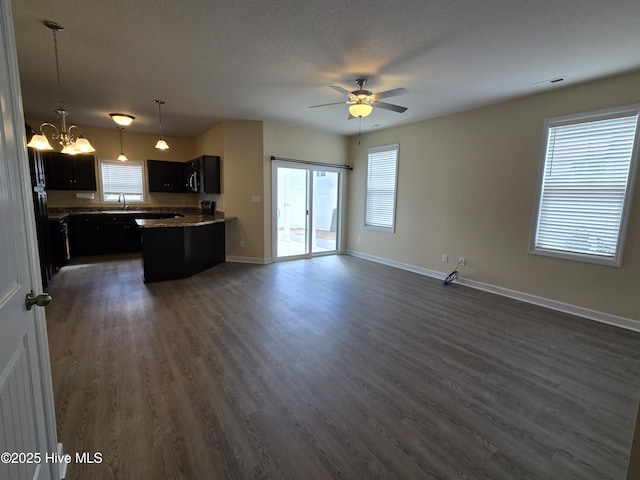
(225, 255, 273, 264)
(345, 250, 640, 333)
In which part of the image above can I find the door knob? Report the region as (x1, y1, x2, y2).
(25, 290, 52, 310)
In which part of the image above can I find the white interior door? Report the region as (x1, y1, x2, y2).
(0, 2, 60, 479)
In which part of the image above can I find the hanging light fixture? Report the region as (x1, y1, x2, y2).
(348, 100, 373, 118)
(26, 21, 95, 155)
(117, 127, 128, 162)
(109, 113, 135, 127)
(154, 100, 169, 150)
(348, 80, 374, 118)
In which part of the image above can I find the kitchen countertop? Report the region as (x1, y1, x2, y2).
(135, 213, 236, 228)
(47, 207, 202, 221)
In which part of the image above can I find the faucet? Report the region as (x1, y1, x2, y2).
(118, 193, 127, 210)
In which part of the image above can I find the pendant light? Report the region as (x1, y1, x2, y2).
(109, 113, 133, 161)
(26, 21, 95, 154)
(154, 100, 169, 150)
(117, 127, 128, 162)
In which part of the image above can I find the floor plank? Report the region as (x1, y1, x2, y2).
(44, 253, 640, 479)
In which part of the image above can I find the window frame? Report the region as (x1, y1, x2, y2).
(99, 158, 146, 204)
(529, 104, 640, 267)
(365, 143, 399, 233)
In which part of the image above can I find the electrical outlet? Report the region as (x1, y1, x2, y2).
(458, 257, 465, 266)
(442, 254, 448, 263)
(239, 240, 244, 248)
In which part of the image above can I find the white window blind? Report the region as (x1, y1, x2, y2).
(100, 160, 144, 202)
(365, 144, 399, 232)
(531, 105, 640, 266)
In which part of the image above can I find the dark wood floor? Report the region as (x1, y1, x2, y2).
(45, 253, 640, 480)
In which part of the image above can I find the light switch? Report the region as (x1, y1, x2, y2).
(251, 195, 261, 203)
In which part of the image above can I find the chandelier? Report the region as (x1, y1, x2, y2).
(27, 21, 95, 155)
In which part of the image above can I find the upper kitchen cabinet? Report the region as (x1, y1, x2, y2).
(43, 152, 97, 191)
(147, 159, 185, 193)
(201, 155, 221, 194)
(183, 155, 221, 194)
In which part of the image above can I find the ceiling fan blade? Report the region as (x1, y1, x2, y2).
(329, 85, 351, 96)
(308, 101, 347, 109)
(374, 101, 407, 113)
(374, 88, 409, 100)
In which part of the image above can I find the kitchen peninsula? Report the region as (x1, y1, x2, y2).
(135, 213, 227, 283)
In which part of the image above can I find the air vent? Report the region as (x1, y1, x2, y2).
(534, 77, 565, 87)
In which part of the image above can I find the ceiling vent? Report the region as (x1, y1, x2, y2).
(534, 77, 565, 87)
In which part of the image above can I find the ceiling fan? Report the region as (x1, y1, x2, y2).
(309, 78, 409, 118)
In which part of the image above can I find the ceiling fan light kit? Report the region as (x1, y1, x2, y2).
(349, 102, 373, 118)
(27, 21, 95, 155)
(309, 78, 409, 120)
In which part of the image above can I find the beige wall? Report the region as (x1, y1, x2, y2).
(36, 117, 348, 262)
(31, 70, 640, 321)
(27, 120, 205, 208)
(196, 120, 265, 259)
(347, 70, 640, 320)
(193, 120, 349, 261)
(263, 122, 350, 259)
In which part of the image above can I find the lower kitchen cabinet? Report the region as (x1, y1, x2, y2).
(48, 217, 70, 272)
(101, 215, 142, 252)
(68, 212, 184, 257)
(69, 215, 142, 256)
(69, 216, 102, 256)
(139, 220, 225, 283)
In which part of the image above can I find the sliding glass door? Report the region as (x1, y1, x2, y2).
(273, 161, 344, 260)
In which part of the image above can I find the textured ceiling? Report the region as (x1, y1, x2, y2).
(11, 0, 640, 138)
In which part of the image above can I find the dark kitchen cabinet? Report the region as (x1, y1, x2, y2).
(69, 215, 102, 256)
(202, 155, 221, 194)
(72, 155, 97, 190)
(148, 160, 184, 193)
(101, 215, 142, 252)
(48, 217, 70, 272)
(140, 221, 225, 283)
(43, 152, 96, 191)
(70, 214, 142, 255)
(68, 212, 192, 256)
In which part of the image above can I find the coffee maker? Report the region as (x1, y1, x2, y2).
(200, 200, 215, 214)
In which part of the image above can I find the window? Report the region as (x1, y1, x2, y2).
(365, 144, 399, 232)
(100, 159, 145, 203)
(530, 104, 640, 266)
